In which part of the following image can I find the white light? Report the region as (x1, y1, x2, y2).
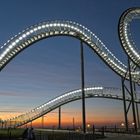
(57, 23, 60, 26)
(94, 94, 98, 97)
(15, 39, 19, 43)
(33, 28, 38, 31)
(46, 24, 49, 27)
(9, 45, 13, 49)
(19, 36, 23, 40)
(53, 23, 57, 27)
(64, 24, 67, 27)
(30, 30, 34, 33)
(12, 42, 16, 46)
(41, 25, 45, 28)
(38, 26, 41, 30)
(6, 48, 10, 52)
(25, 42, 29, 45)
(22, 34, 26, 38)
(26, 32, 30, 36)
(31, 38, 34, 42)
(7, 40, 10, 43)
(121, 123, 125, 127)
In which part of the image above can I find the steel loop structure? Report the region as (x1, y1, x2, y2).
(119, 8, 140, 67)
(0, 8, 140, 128)
(3, 87, 140, 128)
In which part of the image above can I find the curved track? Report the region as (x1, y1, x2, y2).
(4, 86, 140, 128)
(119, 8, 140, 67)
(0, 8, 140, 128)
(0, 8, 140, 83)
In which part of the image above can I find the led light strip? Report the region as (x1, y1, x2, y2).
(0, 18, 140, 83)
(4, 86, 140, 128)
(1, 8, 140, 128)
(119, 8, 140, 67)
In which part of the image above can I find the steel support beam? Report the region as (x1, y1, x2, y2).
(42, 115, 44, 129)
(135, 102, 140, 129)
(80, 41, 86, 133)
(128, 58, 137, 132)
(58, 106, 61, 129)
(133, 83, 140, 129)
(73, 117, 75, 130)
(121, 58, 138, 133)
(121, 77, 129, 131)
(30, 121, 32, 128)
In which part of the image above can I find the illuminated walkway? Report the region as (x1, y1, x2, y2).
(4, 86, 140, 128)
(0, 8, 140, 83)
(0, 8, 140, 129)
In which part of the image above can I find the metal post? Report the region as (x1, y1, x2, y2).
(121, 77, 128, 131)
(42, 115, 44, 129)
(135, 103, 140, 129)
(73, 117, 75, 130)
(128, 58, 137, 132)
(30, 121, 32, 128)
(58, 106, 61, 129)
(80, 41, 86, 133)
(133, 83, 140, 129)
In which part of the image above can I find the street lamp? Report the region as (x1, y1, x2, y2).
(121, 122, 125, 127)
(87, 124, 91, 132)
(87, 124, 91, 128)
(132, 122, 135, 126)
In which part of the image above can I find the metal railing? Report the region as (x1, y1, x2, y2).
(2, 87, 140, 128)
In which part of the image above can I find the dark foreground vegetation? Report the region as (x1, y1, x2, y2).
(0, 128, 24, 139)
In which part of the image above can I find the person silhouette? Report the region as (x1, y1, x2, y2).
(27, 127, 35, 140)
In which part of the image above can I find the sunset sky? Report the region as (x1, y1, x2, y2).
(0, 0, 140, 128)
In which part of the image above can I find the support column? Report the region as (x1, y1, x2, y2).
(133, 83, 140, 129)
(30, 121, 32, 128)
(135, 103, 140, 129)
(58, 106, 61, 129)
(80, 41, 86, 133)
(128, 58, 137, 132)
(42, 115, 44, 129)
(73, 117, 75, 130)
(121, 77, 128, 131)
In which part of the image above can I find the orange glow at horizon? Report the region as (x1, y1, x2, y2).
(0, 112, 22, 120)
(0, 109, 126, 127)
(17, 111, 126, 128)
(0, 101, 134, 128)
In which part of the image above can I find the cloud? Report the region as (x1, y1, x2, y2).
(0, 91, 40, 98)
(0, 92, 20, 97)
(0, 110, 23, 113)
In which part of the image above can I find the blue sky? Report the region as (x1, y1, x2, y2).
(0, 0, 140, 125)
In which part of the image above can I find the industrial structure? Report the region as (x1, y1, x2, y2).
(0, 8, 140, 133)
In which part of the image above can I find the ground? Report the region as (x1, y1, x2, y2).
(99, 133, 140, 140)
